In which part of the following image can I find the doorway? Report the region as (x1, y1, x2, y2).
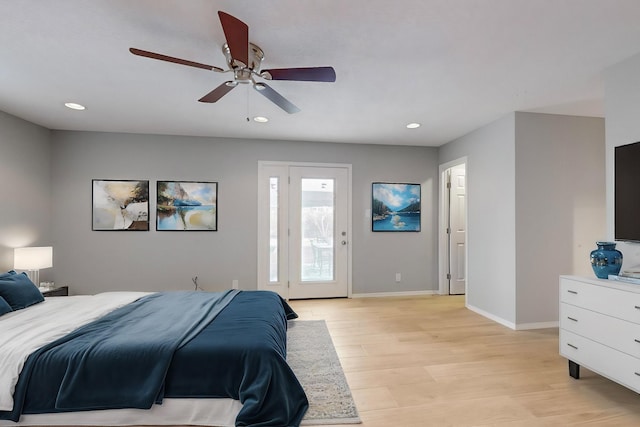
(257, 162, 352, 299)
(439, 159, 467, 295)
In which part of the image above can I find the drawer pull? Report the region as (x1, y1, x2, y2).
(635, 339, 640, 344)
(635, 306, 640, 310)
(567, 290, 578, 295)
(567, 317, 578, 322)
(567, 343, 578, 350)
(636, 372, 640, 377)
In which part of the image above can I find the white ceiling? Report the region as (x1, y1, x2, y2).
(2, 0, 640, 147)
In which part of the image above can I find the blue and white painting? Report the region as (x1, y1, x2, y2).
(372, 183, 421, 232)
(157, 181, 217, 231)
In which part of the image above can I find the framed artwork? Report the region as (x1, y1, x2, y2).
(157, 181, 218, 231)
(372, 182, 421, 232)
(92, 180, 149, 231)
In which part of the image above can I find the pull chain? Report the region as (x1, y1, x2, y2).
(246, 84, 250, 122)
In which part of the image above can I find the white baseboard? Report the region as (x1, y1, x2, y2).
(466, 304, 516, 329)
(466, 304, 558, 330)
(514, 321, 559, 330)
(351, 290, 438, 298)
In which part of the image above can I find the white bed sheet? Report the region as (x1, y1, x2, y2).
(0, 292, 243, 427)
(0, 293, 150, 411)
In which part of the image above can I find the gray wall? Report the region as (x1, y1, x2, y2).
(50, 131, 439, 295)
(515, 112, 605, 325)
(0, 111, 53, 278)
(604, 52, 640, 266)
(439, 113, 517, 324)
(439, 112, 605, 328)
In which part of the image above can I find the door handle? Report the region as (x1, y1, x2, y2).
(341, 240, 347, 245)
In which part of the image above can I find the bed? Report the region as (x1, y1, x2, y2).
(0, 271, 308, 427)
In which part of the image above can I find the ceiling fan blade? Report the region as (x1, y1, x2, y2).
(129, 48, 223, 72)
(262, 67, 336, 82)
(218, 11, 249, 67)
(198, 82, 237, 103)
(253, 82, 300, 114)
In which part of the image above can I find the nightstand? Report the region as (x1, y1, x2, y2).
(41, 286, 69, 297)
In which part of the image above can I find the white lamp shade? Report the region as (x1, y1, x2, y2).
(14, 247, 53, 270)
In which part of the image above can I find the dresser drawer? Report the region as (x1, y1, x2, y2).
(560, 278, 640, 324)
(560, 329, 640, 393)
(560, 302, 640, 358)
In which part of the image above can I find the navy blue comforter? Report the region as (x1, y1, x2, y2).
(1, 290, 308, 427)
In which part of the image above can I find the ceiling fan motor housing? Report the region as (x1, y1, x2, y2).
(223, 42, 264, 82)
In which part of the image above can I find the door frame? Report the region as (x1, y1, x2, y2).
(257, 160, 353, 300)
(438, 157, 468, 295)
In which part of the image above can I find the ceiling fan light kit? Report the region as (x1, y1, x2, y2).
(129, 10, 336, 114)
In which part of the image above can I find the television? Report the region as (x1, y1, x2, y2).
(615, 141, 640, 242)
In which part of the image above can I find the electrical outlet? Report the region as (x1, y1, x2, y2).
(232, 279, 239, 289)
(395, 273, 401, 282)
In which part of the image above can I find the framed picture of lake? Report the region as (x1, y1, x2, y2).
(156, 181, 218, 231)
(372, 182, 421, 232)
(92, 179, 149, 231)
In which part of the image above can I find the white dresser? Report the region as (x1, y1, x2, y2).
(560, 275, 640, 392)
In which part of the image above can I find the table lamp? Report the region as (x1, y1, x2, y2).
(14, 246, 53, 286)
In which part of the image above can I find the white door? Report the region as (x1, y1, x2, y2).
(257, 162, 350, 299)
(289, 166, 349, 299)
(448, 164, 466, 295)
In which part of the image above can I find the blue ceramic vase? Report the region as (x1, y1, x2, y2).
(590, 241, 623, 279)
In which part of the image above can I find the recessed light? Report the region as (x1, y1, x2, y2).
(65, 102, 85, 110)
(406, 122, 421, 129)
(253, 116, 269, 123)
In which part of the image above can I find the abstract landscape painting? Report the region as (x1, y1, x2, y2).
(157, 181, 217, 231)
(92, 180, 149, 230)
(372, 182, 421, 232)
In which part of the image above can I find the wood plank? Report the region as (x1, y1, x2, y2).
(290, 295, 640, 427)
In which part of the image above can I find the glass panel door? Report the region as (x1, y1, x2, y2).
(257, 162, 350, 300)
(289, 166, 348, 299)
(300, 178, 335, 282)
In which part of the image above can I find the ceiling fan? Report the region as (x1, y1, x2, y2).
(129, 11, 336, 114)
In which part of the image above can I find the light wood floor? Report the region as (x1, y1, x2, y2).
(289, 295, 640, 427)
